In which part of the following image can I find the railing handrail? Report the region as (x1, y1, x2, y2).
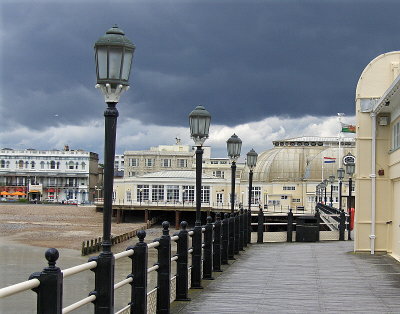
(0, 278, 40, 298)
(62, 261, 98, 278)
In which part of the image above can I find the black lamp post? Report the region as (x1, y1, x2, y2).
(93, 25, 135, 313)
(329, 175, 335, 207)
(337, 167, 345, 211)
(246, 149, 258, 213)
(227, 134, 242, 257)
(345, 157, 355, 240)
(189, 105, 211, 289)
(323, 179, 328, 204)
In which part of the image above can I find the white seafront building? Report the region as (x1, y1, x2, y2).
(0, 146, 99, 203)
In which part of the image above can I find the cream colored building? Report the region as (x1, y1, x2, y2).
(355, 51, 400, 259)
(113, 137, 355, 212)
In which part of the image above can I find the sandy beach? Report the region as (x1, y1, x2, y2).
(0, 203, 147, 251)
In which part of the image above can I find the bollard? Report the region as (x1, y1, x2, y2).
(221, 213, 230, 265)
(128, 230, 148, 313)
(203, 216, 214, 280)
(314, 209, 320, 242)
(213, 212, 223, 272)
(156, 221, 171, 313)
(239, 207, 245, 251)
(339, 210, 346, 241)
(29, 248, 63, 314)
(257, 207, 264, 243)
(287, 208, 293, 242)
(175, 221, 191, 301)
(228, 213, 235, 260)
(248, 208, 252, 244)
(243, 208, 248, 248)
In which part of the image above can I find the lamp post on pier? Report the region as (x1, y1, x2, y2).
(329, 175, 335, 207)
(337, 167, 345, 211)
(93, 25, 135, 313)
(189, 105, 211, 289)
(227, 134, 242, 257)
(345, 153, 355, 240)
(246, 149, 258, 213)
(323, 179, 328, 204)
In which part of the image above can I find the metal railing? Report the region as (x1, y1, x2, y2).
(0, 208, 252, 314)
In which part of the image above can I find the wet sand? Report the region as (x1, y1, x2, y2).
(0, 203, 147, 251)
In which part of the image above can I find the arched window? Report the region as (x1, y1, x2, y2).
(0, 160, 5, 168)
(31, 161, 35, 169)
(18, 160, 24, 169)
(68, 161, 74, 169)
(40, 161, 45, 169)
(50, 161, 56, 169)
(56, 162, 60, 169)
(81, 162, 86, 170)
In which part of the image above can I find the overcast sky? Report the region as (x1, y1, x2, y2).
(1, 0, 397, 160)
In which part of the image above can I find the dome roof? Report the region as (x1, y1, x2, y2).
(246, 145, 355, 182)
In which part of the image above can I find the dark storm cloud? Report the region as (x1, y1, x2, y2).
(1, 0, 400, 131)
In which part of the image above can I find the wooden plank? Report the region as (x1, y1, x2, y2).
(172, 242, 400, 313)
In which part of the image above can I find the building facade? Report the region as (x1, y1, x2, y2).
(113, 137, 355, 212)
(0, 147, 99, 204)
(355, 51, 400, 259)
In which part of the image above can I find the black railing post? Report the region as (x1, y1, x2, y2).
(257, 207, 264, 243)
(228, 213, 235, 260)
(29, 248, 63, 314)
(287, 208, 293, 242)
(175, 221, 190, 301)
(314, 209, 320, 242)
(243, 208, 248, 248)
(203, 216, 214, 280)
(248, 208, 252, 243)
(156, 221, 171, 313)
(239, 207, 245, 251)
(191, 225, 203, 289)
(128, 230, 148, 313)
(221, 213, 229, 265)
(213, 212, 223, 272)
(339, 210, 346, 241)
(234, 212, 240, 254)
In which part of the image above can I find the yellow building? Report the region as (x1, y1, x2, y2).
(355, 51, 400, 259)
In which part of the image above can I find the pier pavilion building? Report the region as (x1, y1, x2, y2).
(355, 51, 400, 259)
(0, 146, 99, 203)
(112, 137, 355, 214)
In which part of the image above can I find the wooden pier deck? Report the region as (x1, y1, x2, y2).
(172, 241, 400, 313)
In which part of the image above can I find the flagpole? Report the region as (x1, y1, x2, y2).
(321, 155, 324, 181)
(337, 113, 344, 168)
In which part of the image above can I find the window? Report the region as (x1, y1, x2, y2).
(167, 185, 179, 202)
(212, 170, 225, 178)
(0, 160, 5, 168)
(201, 186, 210, 203)
(268, 200, 280, 206)
(283, 186, 295, 191)
(281, 195, 288, 200)
(68, 161, 74, 169)
(137, 185, 149, 201)
(49, 178, 56, 186)
(332, 185, 338, 192)
(128, 172, 136, 177)
(216, 193, 223, 204)
(251, 187, 261, 204)
(393, 121, 400, 150)
(18, 160, 24, 169)
(177, 159, 188, 168)
(293, 198, 301, 203)
(81, 162, 86, 170)
(183, 185, 195, 202)
(161, 159, 171, 168)
(129, 158, 139, 167)
(211, 161, 218, 164)
(308, 196, 315, 203)
(50, 161, 56, 169)
(30, 161, 35, 169)
(152, 185, 164, 202)
(112, 191, 116, 201)
(145, 159, 154, 167)
(220, 161, 227, 164)
(126, 191, 131, 202)
(40, 161, 45, 169)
